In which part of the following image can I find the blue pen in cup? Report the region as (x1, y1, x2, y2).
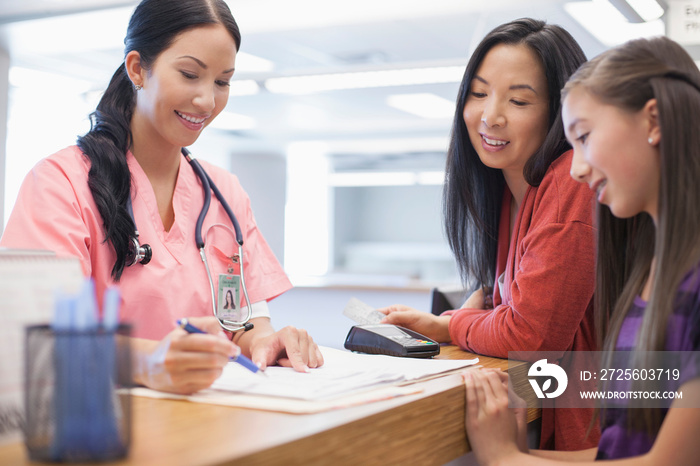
(45, 280, 128, 462)
(176, 319, 266, 376)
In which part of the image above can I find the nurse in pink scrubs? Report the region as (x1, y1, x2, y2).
(0, 0, 323, 394)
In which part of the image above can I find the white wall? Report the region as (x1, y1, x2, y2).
(229, 151, 287, 266)
(3, 73, 93, 228)
(333, 184, 457, 282)
(190, 130, 288, 266)
(337, 185, 444, 243)
(0, 46, 9, 236)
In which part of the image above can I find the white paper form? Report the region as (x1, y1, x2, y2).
(210, 346, 479, 400)
(133, 346, 478, 413)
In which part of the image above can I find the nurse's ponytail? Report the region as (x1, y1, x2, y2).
(76, 0, 241, 281)
(77, 63, 135, 281)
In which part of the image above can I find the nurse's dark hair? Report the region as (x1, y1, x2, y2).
(77, 0, 240, 280)
(562, 36, 700, 435)
(443, 18, 586, 289)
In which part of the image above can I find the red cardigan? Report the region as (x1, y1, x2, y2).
(447, 151, 599, 451)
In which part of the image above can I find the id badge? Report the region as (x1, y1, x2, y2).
(218, 273, 242, 321)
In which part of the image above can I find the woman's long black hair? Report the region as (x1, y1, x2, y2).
(77, 0, 240, 280)
(443, 18, 586, 289)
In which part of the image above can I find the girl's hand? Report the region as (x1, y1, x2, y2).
(491, 370, 529, 453)
(377, 305, 452, 342)
(249, 326, 324, 372)
(464, 368, 522, 466)
(134, 316, 238, 395)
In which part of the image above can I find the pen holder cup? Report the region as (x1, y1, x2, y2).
(24, 324, 133, 462)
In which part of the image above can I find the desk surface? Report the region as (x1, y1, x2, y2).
(0, 346, 538, 466)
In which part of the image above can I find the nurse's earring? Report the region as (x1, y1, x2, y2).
(134, 84, 142, 91)
(648, 137, 653, 144)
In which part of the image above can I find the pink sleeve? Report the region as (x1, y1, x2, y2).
(447, 220, 595, 358)
(1, 154, 95, 277)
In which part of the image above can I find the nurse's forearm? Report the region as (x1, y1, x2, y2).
(127, 336, 161, 387)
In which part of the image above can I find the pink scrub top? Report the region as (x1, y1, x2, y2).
(0, 146, 292, 339)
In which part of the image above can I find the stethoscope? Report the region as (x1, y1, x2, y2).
(126, 147, 254, 332)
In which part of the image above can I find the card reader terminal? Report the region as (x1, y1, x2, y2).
(344, 324, 440, 358)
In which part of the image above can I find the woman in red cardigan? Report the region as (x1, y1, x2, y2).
(379, 18, 597, 451)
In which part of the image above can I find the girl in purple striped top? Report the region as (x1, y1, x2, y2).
(461, 36, 700, 465)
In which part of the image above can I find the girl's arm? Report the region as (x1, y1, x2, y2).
(466, 371, 700, 466)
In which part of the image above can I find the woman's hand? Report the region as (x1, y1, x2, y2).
(376, 304, 452, 342)
(464, 368, 524, 466)
(245, 321, 324, 372)
(463, 287, 486, 309)
(133, 316, 238, 395)
(462, 286, 494, 310)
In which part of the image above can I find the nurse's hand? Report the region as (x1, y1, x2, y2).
(377, 305, 452, 342)
(133, 316, 239, 395)
(248, 324, 324, 372)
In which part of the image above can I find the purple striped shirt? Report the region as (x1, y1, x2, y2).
(596, 272, 700, 460)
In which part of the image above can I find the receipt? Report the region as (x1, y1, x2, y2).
(342, 297, 386, 325)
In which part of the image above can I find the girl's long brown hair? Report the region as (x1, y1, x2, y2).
(562, 36, 700, 434)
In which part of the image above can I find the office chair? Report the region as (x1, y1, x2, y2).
(429, 286, 467, 315)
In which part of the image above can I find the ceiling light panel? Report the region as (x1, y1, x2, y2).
(625, 0, 665, 22)
(386, 93, 455, 119)
(565, 0, 664, 46)
(265, 66, 464, 94)
(208, 111, 256, 131)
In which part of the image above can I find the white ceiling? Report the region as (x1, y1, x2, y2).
(0, 0, 657, 162)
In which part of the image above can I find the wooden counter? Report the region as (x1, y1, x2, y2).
(0, 346, 538, 465)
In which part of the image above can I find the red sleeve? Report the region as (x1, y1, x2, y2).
(448, 219, 595, 359)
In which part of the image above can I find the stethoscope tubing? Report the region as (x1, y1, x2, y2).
(183, 147, 253, 331)
(182, 148, 244, 247)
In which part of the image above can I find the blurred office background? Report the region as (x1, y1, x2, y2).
(0, 0, 684, 346)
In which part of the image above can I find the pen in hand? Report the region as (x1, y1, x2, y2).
(176, 319, 267, 376)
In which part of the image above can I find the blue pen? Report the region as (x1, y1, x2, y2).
(176, 319, 265, 375)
